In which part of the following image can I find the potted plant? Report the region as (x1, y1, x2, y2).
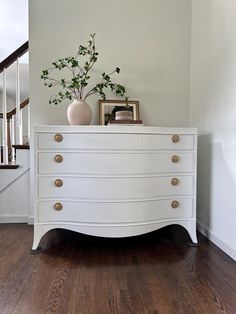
(41, 33, 128, 125)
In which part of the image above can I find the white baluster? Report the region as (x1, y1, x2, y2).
(0, 117, 2, 163)
(10, 115, 16, 162)
(2, 68, 8, 164)
(21, 108, 23, 143)
(27, 102, 30, 144)
(0, 114, 1, 163)
(16, 57, 23, 145)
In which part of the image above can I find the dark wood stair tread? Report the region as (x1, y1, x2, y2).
(12, 145, 30, 150)
(0, 163, 19, 169)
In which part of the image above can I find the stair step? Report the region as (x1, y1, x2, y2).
(12, 145, 30, 150)
(0, 163, 19, 169)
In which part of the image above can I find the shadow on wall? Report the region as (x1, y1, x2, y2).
(198, 134, 236, 244)
(197, 134, 212, 232)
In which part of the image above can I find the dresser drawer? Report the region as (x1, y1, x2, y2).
(38, 175, 194, 200)
(38, 133, 140, 150)
(141, 134, 194, 150)
(38, 152, 195, 175)
(38, 198, 193, 223)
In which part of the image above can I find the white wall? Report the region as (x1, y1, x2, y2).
(0, 150, 30, 223)
(29, 0, 191, 127)
(190, 0, 236, 259)
(0, 0, 28, 61)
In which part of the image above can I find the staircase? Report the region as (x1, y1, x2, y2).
(0, 42, 31, 223)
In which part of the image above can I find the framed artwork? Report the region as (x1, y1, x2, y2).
(99, 100, 139, 125)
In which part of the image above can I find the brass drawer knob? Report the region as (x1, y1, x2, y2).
(171, 155, 180, 163)
(54, 154, 63, 163)
(171, 200, 179, 209)
(54, 202, 63, 211)
(54, 133, 63, 142)
(172, 134, 180, 143)
(171, 178, 179, 186)
(54, 179, 63, 187)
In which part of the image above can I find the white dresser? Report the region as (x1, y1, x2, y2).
(32, 126, 198, 250)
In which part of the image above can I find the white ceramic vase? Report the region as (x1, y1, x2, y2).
(67, 99, 92, 125)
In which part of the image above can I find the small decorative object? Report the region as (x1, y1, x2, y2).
(41, 34, 128, 125)
(108, 120, 143, 126)
(99, 100, 139, 125)
(115, 110, 133, 120)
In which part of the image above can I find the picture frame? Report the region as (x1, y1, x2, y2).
(99, 100, 140, 125)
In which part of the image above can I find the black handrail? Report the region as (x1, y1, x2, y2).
(0, 98, 29, 119)
(0, 41, 29, 73)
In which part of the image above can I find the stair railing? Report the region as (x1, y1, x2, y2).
(0, 41, 29, 164)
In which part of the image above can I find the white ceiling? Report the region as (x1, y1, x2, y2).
(0, 0, 28, 62)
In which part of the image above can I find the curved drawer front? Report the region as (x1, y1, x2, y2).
(38, 198, 193, 223)
(38, 133, 194, 150)
(141, 134, 194, 150)
(38, 152, 195, 175)
(38, 176, 194, 199)
(38, 133, 140, 150)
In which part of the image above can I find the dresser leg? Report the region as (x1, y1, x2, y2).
(185, 221, 199, 247)
(187, 241, 200, 247)
(187, 232, 199, 246)
(30, 247, 43, 254)
(31, 224, 44, 253)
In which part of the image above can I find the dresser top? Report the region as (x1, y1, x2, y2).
(34, 125, 197, 135)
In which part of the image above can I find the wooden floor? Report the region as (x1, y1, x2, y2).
(0, 224, 235, 314)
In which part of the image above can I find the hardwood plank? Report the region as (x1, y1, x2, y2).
(0, 224, 235, 314)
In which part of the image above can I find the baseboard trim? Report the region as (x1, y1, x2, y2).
(27, 216, 34, 225)
(0, 215, 34, 224)
(197, 221, 236, 261)
(0, 215, 28, 223)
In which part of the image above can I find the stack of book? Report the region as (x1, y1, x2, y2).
(108, 120, 143, 126)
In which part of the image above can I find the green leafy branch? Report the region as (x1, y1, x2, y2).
(40, 34, 128, 105)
